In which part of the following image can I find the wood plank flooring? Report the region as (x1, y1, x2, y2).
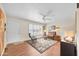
(3, 41, 60, 56)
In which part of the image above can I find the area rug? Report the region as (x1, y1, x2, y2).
(27, 38, 58, 53)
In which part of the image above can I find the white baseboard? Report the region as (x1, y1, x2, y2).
(7, 39, 30, 45)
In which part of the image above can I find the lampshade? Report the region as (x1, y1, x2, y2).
(64, 31, 75, 42)
(65, 31, 74, 37)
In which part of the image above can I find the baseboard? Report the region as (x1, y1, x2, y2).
(7, 39, 29, 45)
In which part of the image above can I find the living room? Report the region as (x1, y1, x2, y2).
(0, 3, 77, 56)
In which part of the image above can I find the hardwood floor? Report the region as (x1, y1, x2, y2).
(3, 41, 60, 56)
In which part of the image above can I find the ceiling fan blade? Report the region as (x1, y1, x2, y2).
(46, 10, 52, 16)
(39, 12, 46, 16)
(56, 27, 60, 29)
(44, 17, 53, 20)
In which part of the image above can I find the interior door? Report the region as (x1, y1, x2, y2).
(0, 7, 6, 55)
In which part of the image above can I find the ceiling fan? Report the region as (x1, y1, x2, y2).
(39, 10, 54, 22)
(40, 10, 60, 30)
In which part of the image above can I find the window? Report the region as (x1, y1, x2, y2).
(29, 24, 43, 36)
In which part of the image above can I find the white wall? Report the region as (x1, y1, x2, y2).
(47, 20, 75, 41)
(6, 16, 43, 44)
